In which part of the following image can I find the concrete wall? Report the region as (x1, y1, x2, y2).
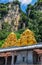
(16, 51, 27, 64)
(15, 50, 33, 64)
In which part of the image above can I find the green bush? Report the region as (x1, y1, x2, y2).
(15, 32, 20, 39)
(0, 30, 10, 40)
(16, 29, 25, 34)
(0, 40, 5, 47)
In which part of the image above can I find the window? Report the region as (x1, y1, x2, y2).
(23, 57, 25, 62)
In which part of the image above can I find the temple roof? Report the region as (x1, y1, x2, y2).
(34, 49, 42, 55)
(0, 42, 42, 53)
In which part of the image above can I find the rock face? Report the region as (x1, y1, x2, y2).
(4, 2, 20, 31)
(0, 2, 20, 31)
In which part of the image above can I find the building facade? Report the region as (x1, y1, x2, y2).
(0, 43, 42, 65)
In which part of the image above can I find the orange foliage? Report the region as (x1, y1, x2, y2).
(20, 29, 37, 46)
(2, 32, 17, 48)
(2, 29, 37, 48)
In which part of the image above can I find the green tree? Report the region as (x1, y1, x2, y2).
(26, 0, 42, 42)
(2, 22, 11, 32)
(26, 4, 34, 16)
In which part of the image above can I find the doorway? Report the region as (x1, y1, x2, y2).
(0, 57, 5, 65)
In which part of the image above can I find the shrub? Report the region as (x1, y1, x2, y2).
(0, 30, 10, 40)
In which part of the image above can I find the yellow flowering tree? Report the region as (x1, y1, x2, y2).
(2, 29, 37, 48)
(2, 32, 17, 48)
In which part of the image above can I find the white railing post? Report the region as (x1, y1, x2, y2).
(11, 53, 14, 65)
(5, 57, 7, 65)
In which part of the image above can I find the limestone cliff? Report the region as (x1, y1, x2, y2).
(0, 1, 20, 31)
(4, 2, 20, 31)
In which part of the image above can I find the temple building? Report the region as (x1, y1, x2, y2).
(0, 42, 42, 65)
